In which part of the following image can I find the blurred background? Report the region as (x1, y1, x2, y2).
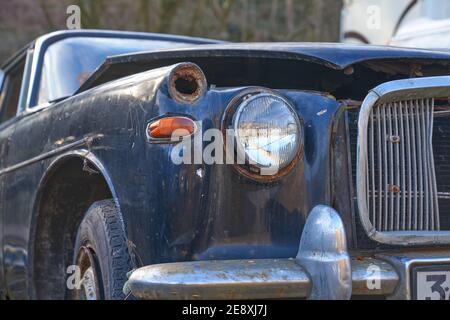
(1, 0, 450, 63)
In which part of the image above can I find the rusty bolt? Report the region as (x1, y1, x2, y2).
(344, 66, 354, 75)
(390, 135, 401, 143)
(389, 184, 401, 194)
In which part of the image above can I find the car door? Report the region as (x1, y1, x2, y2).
(0, 53, 27, 299)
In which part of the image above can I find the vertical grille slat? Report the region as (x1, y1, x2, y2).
(393, 103, 401, 230)
(382, 105, 389, 230)
(416, 99, 424, 230)
(421, 100, 434, 230)
(388, 104, 395, 231)
(370, 109, 376, 226)
(429, 98, 440, 230)
(410, 100, 419, 230)
(399, 102, 406, 230)
(376, 106, 383, 231)
(365, 98, 439, 232)
(403, 101, 412, 230)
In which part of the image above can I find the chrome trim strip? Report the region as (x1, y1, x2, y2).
(438, 192, 450, 199)
(0, 70, 4, 91)
(429, 99, 440, 230)
(17, 49, 34, 114)
(357, 76, 450, 245)
(0, 69, 5, 113)
(373, 76, 450, 102)
(0, 135, 99, 176)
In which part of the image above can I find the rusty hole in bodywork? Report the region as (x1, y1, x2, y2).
(175, 76, 198, 95)
(169, 63, 207, 104)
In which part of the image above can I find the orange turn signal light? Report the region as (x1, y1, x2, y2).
(148, 117, 195, 139)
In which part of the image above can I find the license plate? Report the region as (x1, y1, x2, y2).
(412, 265, 450, 300)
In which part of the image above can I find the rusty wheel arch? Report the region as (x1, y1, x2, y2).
(29, 150, 119, 299)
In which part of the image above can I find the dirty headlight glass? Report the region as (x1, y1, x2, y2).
(233, 93, 302, 176)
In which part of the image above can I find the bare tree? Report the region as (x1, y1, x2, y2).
(0, 0, 344, 63)
(188, 0, 207, 34)
(270, 0, 279, 33)
(38, 0, 55, 29)
(157, 0, 179, 32)
(285, 0, 294, 38)
(75, 0, 106, 29)
(211, 0, 236, 37)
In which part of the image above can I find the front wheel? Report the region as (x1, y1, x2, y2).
(70, 199, 132, 300)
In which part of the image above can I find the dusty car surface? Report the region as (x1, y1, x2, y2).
(1, 29, 450, 300)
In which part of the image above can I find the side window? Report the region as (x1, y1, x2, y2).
(0, 59, 25, 124)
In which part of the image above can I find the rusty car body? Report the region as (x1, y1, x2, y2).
(1, 29, 450, 300)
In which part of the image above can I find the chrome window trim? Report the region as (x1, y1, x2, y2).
(0, 69, 5, 117)
(0, 70, 4, 91)
(357, 76, 450, 246)
(17, 49, 34, 115)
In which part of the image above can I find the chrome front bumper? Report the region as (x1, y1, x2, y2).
(125, 205, 450, 300)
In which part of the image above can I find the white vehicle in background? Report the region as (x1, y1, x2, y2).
(390, 18, 450, 49)
(390, 0, 450, 50)
(343, 0, 450, 50)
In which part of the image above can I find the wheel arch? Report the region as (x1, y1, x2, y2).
(29, 149, 120, 299)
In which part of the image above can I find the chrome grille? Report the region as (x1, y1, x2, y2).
(356, 76, 450, 245)
(365, 99, 440, 232)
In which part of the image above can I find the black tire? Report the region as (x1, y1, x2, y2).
(71, 199, 132, 300)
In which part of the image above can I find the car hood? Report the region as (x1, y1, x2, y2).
(77, 42, 450, 93)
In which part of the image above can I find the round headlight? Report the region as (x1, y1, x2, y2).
(232, 92, 302, 177)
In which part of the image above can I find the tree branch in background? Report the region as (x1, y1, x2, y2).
(0, 0, 344, 63)
(270, 0, 279, 34)
(189, 0, 207, 35)
(212, 0, 236, 37)
(139, 0, 151, 31)
(289, 0, 343, 42)
(285, 0, 294, 38)
(76, 0, 105, 29)
(157, 0, 179, 33)
(38, 0, 55, 29)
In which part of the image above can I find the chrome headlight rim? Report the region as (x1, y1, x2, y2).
(221, 87, 304, 182)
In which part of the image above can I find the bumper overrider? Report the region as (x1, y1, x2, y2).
(124, 205, 450, 300)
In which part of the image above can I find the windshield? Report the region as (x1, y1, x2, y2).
(37, 36, 195, 105)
